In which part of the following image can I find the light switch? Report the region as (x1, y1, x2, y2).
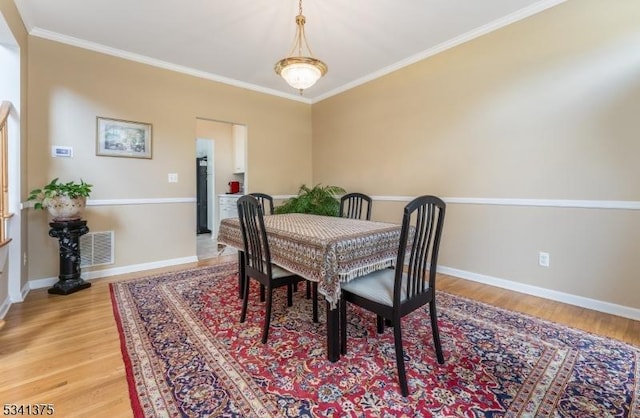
(168, 173, 178, 183)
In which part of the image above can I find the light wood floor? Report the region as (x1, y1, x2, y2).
(1, 256, 638, 417)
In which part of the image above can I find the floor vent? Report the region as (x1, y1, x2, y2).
(80, 231, 114, 267)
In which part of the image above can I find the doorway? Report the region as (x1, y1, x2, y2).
(0, 15, 24, 303)
(196, 155, 211, 234)
(195, 118, 245, 260)
(196, 138, 216, 259)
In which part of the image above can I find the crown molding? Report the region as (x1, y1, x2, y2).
(19, 0, 567, 104)
(28, 27, 312, 104)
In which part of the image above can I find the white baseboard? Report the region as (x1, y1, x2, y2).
(20, 282, 29, 300)
(28, 255, 199, 291)
(438, 265, 640, 322)
(11, 257, 639, 324)
(0, 295, 10, 319)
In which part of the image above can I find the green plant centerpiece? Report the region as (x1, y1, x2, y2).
(28, 177, 93, 221)
(274, 184, 345, 216)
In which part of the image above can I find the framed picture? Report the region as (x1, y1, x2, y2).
(96, 117, 152, 159)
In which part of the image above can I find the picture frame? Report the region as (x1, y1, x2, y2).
(96, 117, 152, 159)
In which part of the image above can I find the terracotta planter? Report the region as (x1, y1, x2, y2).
(44, 196, 87, 221)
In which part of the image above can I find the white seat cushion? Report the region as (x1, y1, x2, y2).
(271, 264, 296, 279)
(341, 269, 411, 307)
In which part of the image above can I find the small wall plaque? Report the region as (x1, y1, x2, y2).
(52, 146, 73, 158)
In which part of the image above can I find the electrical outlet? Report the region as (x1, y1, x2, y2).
(168, 173, 178, 183)
(23, 252, 27, 266)
(538, 252, 550, 267)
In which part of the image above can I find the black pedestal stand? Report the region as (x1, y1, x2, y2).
(48, 219, 91, 295)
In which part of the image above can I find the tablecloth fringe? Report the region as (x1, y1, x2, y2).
(339, 260, 395, 283)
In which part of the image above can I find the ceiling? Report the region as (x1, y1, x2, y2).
(14, 0, 565, 103)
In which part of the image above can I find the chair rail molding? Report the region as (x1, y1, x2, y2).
(87, 197, 196, 206)
(21, 197, 197, 210)
(370, 196, 640, 211)
(21, 195, 636, 211)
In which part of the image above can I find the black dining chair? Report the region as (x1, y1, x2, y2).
(247, 192, 276, 299)
(340, 192, 372, 220)
(249, 192, 307, 299)
(308, 192, 372, 304)
(237, 195, 317, 343)
(249, 192, 274, 215)
(305, 192, 374, 306)
(339, 195, 446, 397)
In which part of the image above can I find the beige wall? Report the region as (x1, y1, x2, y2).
(312, 0, 640, 309)
(27, 37, 312, 280)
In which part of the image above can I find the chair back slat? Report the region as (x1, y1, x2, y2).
(340, 192, 372, 220)
(237, 195, 271, 277)
(249, 192, 274, 215)
(395, 195, 446, 304)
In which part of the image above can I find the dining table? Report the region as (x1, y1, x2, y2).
(217, 212, 404, 362)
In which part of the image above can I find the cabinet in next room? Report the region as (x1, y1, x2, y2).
(232, 124, 246, 174)
(217, 194, 242, 237)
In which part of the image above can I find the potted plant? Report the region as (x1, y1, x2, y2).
(274, 184, 345, 216)
(28, 177, 93, 221)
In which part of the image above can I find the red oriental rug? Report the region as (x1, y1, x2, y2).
(110, 262, 640, 417)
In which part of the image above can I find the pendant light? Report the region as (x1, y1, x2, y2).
(274, 0, 327, 94)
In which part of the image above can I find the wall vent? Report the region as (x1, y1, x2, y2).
(80, 231, 114, 267)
